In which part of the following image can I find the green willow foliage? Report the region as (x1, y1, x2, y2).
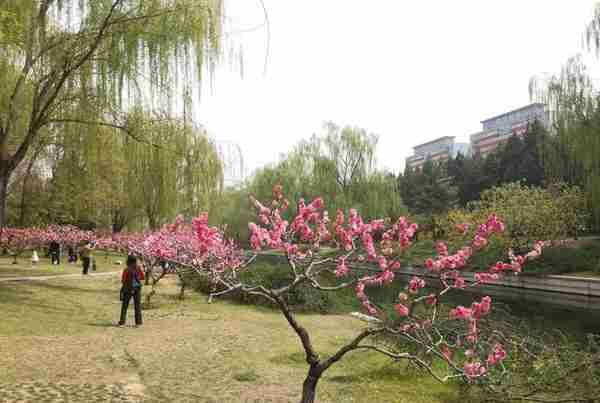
(124, 110, 223, 230)
(237, 123, 405, 243)
(0, 0, 225, 227)
(22, 110, 223, 231)
(529, 4, 600, 228)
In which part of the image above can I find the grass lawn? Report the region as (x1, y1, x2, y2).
(0, 272, 463, 402)
(0, 252, 124, 279)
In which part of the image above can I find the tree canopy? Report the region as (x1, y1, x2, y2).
(528, 5, 600, 228)
(0, 0, 226, 227)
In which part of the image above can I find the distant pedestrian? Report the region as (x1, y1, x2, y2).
(49, 240, 60, 265)
(68, 246, 77, 264)
(91, 241, 97, 271)
(31, 250, 39, 265)
(79, 241, 93, 275)
(118, 255, 144, 327)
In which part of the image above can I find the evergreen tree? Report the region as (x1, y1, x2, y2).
(400, 160, 451, 215)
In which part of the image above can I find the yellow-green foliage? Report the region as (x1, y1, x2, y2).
(460, 182, 588, 250)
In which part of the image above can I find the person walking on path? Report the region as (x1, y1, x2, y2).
(118, 255, 144, 327)
(68, 246, 78, 264)
(49, 240, 61, 265)
(79, 241, 93, 275)
(31, 250, 39, 265)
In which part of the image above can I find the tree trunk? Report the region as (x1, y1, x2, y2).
(0, 174, 7, 229)
(300, 370, 321, 403)
(18, 163, 35, 227)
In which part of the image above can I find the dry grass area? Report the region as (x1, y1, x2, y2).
(0, 274, 462, 403)
(0, 253, 122, 279)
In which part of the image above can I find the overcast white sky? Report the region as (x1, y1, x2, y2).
(196, 1, 599, 177)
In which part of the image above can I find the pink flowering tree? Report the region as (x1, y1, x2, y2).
(205, 185, 544, 403)
(120, 214, 244, 302)
(47, 225, 95, 250)
(1, 227, 51, 263)
(0, 225, 96, 264)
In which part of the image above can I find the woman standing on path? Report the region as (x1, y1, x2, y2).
(118, 255, 144, 327)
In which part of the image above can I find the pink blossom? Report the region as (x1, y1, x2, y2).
(474, 272, 500, 283)
(394, 303, 409, 317)
(464, 362, 487, 379)
(425, 258, 434, 270)
(471, 296, 491, 320)
(486, 344, 507, 366)
(378, 270, 395, 284)
(449, 306, 472, 320)
(408, 276, 425, 294)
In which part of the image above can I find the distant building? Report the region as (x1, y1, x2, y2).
(470, 103, 549, 157)
(405, 136, 470, 172)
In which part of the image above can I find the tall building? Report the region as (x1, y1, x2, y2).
(405, 136, 470, 172)
(470, 103, 549, 157)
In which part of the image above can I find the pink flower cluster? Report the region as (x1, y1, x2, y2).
(123, 214, 243, 271)
(248, 188, 331, 256)
(0, 226, 96, 255)
(461, 342, 507, 380)
(425, 215, 505, 274)
(486, 343, 507, 366)
(449, 296, 491, 321)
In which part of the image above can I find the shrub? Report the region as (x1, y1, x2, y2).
(466, 182, 587, 251)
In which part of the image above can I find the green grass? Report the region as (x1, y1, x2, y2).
(0, 252, 124, 279)
(0, 267, 462, 403)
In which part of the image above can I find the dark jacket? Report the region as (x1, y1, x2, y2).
(49, 241, 60, 254)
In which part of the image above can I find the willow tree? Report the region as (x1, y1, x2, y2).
(529, 4, 600, 228)
(246, 123, 406, 231)
(123, 110, 223, 230)
(0, 0, 224, 228)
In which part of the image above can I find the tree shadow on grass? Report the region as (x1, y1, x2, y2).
(325, 362, 468, 403)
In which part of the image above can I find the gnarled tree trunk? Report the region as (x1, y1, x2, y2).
(300, 366, 322, 403)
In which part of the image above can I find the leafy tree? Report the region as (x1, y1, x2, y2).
(499, 135, 526, 184)
(243, 123, 406, 241)
(446, 121, 548, 208)
(529, 4, 600, 228)
(448, 153, 488, 206)
(467, 182, 587, 251)
(0, 0, 225, 228)
(400, 160, 451, 215)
